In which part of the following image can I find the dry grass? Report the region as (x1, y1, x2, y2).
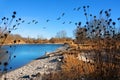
(40, 48, 120, 80)
(40, 54, 95, 80)
(61, 54, 95, 79)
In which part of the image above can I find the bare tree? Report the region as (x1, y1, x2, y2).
(55, 30, 67, 38)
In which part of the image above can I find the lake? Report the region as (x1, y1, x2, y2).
(0, 44, 63, 72)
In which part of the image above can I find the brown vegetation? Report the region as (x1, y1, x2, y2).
(39, 6, 120, 80)
(40, 47, 120, 80)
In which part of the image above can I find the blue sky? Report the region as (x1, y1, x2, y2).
(0, 0, 120, 39)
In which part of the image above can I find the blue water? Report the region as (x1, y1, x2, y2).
(0, 44, 63, 72)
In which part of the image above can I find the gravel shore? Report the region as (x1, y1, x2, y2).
(0, 44, 69, 80)
(1, 55, 62, 80)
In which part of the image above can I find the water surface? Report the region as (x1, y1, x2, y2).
(0, 44, 63, 72)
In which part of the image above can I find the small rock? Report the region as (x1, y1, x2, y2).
(57, 56, 64, 62)
(31, 74, 37, 77)
(36, 66, 42, 70)
(21, 75, 30, 78)
(36, 72, 41, 77)
(49, 54, 54, 57)
(49, 59, 57, 62)
(45, 52, 50, 56)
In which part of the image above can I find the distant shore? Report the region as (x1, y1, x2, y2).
(1, 43, 64, 46)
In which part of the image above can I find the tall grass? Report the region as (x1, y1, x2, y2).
(40, 6, 120, 80)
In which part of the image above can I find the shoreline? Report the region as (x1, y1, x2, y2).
(1, 54, 62, 80)
(1, 43, 64, 46)
(0, 44, 69, 80)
